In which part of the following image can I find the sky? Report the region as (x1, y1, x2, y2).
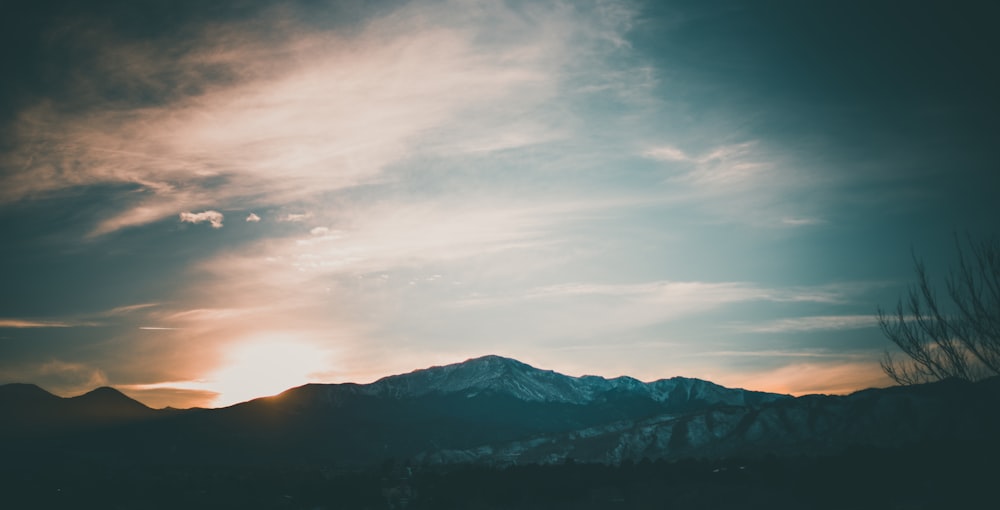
(1, 0, 998, 409)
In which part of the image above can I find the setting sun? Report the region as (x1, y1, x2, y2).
(208, 335, 332, 407)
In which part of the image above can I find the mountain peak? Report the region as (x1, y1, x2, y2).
(364, 355, 584, 402)
(451, 355, 538, 378)
(77, 386, 128, 399)
(462, 354, 530, 367)
(87, 386, 125, 395)
(72, 386, 152, 411)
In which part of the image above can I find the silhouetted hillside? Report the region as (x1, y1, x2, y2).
(2, 357, 998, 474)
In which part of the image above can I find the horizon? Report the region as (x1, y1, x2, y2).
(0, 352, 892, 410)
(2, 1, 999, 409)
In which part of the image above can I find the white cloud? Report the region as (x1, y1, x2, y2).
(179, 210, 224, 228)
(246, 213, 261, 223)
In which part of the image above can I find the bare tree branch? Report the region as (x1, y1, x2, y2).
(879, 235, 1000, 385)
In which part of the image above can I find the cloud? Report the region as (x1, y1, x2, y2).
(0, 317, 101, 328)
(781, 217, 825, 227)
(106, 303, 159, 315)
(2, 0, 629, 235)
(738, 315, 881, 334)
(203, 199, 575, 282)
(0, 361, 110, 397)
(643, 145, 690, 162)
(280, 213, 310, 223)
(703, 349, 867, 359)
(39, 361, 110, 391)
(179, 210, 224, 228)
(245, 213, 261, 223)
(163, 308, 254, 322)
(669, 142, 773, 188)
(426, 278, 890, 355)
(639, 139, 839, 227)
(0, 319, 71, 328)
(461, 280, 866, 309)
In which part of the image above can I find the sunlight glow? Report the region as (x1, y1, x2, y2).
(208, 335, 332, 407)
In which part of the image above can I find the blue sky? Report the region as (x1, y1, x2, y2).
(1, 0, 998, 408)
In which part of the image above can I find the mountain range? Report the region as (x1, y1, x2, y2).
(3, 355, 998, 470)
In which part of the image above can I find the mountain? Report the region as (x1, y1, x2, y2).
(421, 376, 1000, 465)
(361, 355, 783, 409)
(110, 356, 784, 468)
(2, 356, 997, 471)
(0, 382, 61, 406)
(0, 384, 159, 438)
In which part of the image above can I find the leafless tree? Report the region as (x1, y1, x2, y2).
(878, 235, 1000, 384)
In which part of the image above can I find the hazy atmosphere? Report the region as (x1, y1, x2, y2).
(2, 0, 998, 409)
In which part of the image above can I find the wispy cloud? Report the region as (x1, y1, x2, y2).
(279, 213, 311, 223)
(640, 139, 837, 227)
(781, 217, 825, 227)
(461, 280, 867, 308)
(106, 303, 160, 315)
(179, 210, 224, 228)
(162, 308, 255, 322)
(643, 145, 690, 162)
(245, 213, 261, 223)
(737, 315, 881, 334)
(703, 349, 868, 359)
(2, 0, 634, 236)
(202, 200, 575, 285)
(0, 316, 106, 328)
(0, 319, 72, 328)
(0, 361, 109, 397)
(644, 141, 769, 186)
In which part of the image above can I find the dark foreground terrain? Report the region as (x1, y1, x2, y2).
(1, 440, 994, 510)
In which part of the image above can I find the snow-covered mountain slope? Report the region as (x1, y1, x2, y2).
(416, 376, 1000, 467)
(362, 355, 598, 403)
(359, 355, 787, 408)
